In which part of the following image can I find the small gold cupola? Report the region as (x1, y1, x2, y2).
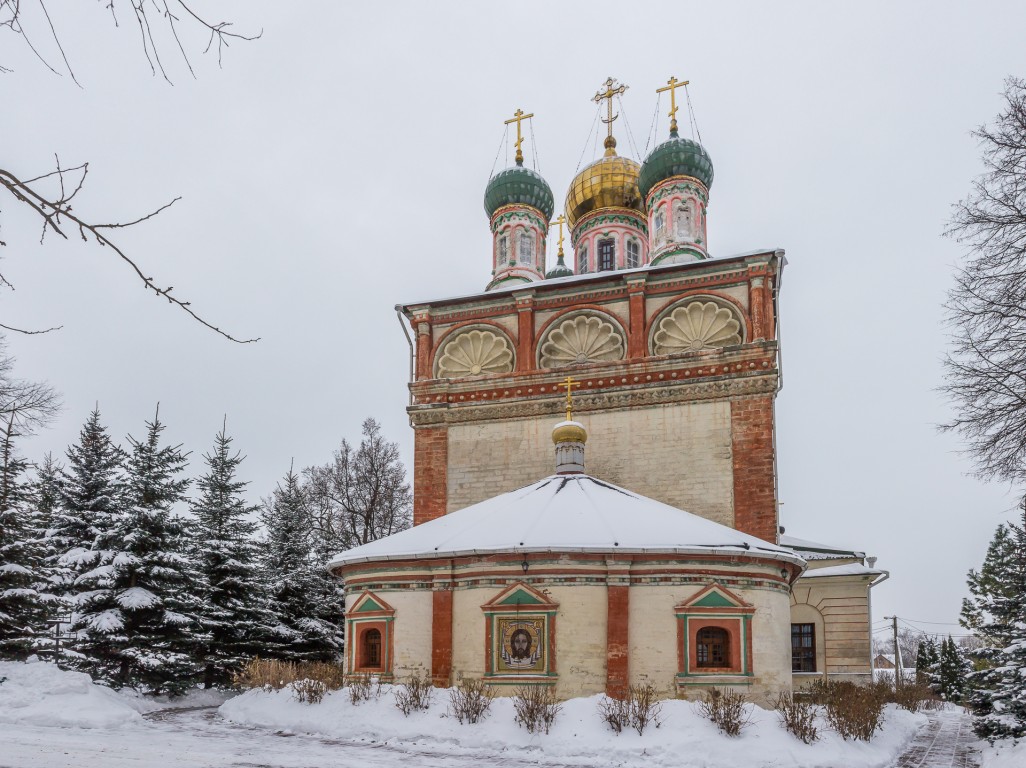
(553, 376, 586, 474)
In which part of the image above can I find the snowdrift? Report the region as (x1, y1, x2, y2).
(0, 659, 144, 729)
(221, 684, 928, 768)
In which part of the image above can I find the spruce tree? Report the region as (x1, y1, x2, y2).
(260, 467, 342, 662)
(191, 423, 270, 688)
(74, 410, 199, 694)
(0, 422, 49, 658)
(47, 408, 125, 605)
(938, 636, 969, 704)
(961, 501, 1026, 740)
(916, 636, 939, 686)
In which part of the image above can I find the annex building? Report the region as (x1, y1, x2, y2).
(329, 77, 887, 700)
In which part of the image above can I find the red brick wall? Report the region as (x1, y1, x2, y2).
(730, 396, 778, 543)
(606, 586, 630, 698)
(431, 589, 453, 687)
(414, 427, 448, 526)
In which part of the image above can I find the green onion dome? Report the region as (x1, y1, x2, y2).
(638, 131, 714, 201)
(484, 162, 555, 222)
(545, 254, 574, 279)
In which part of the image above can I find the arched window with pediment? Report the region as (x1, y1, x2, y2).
(361, 627, 382, 668)
(696, 626, 729, 668)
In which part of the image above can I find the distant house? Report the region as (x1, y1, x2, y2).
(873, 653, 896, 670)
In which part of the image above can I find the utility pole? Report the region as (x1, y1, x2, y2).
(885, 615, 902, 688)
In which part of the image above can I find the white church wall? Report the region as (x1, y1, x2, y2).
(446, 400, 734, 526)
(387, 590, 433, 678)
(545, 584, 608, 699)
(451, 586, 487, 681)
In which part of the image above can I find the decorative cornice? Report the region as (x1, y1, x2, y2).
(409, 363, 778, 426)
(490, 205, 547, 233)
(572, 208, 648, 240)
(647, 176, 710, 208)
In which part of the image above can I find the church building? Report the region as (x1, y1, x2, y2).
(329, 77, 887, 700)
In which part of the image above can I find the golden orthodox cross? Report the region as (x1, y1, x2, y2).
(593, 77, 628, 140)
(557, 375, 581, 421)
(655, 75, 689, 134)
(549, 214, 567, 257)
(504, 108, 534, 166)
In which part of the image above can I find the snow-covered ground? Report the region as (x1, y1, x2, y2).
(0, 659, 1009, 768)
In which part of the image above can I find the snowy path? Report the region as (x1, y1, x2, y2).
(0, 706, 575, 768)
(894, 709, 980, 768)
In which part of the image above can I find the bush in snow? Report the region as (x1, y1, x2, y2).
(512, 684, 561, 734)
(393, 673, 433, 716)
(449, 677, 493, 724)
(775, 692, 819, 744)
(809, 680, 885, 741)
(892, 679, 940, 713)
(290, 678, 327, 705)
(598, 684, 661, 736)
(345, 672, 380, 705)
(696, 687, 750, 737)
(597, 693, 630, 734)
(234, 657, 297, 690)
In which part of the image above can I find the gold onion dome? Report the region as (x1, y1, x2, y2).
(552, 420, 587, 445)
(564, 136, 643, 228)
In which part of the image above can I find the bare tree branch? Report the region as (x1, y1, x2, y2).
(0, 161, 258, 343)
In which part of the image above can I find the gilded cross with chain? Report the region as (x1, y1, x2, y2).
(504, 108, 534, 166)
(655, 75, 689, 135)
(593, 77, 628, 140)
(556, 375, 581, 421)
(549, 214, 567, 258)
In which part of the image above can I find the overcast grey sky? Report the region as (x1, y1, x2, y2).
(3, 1, 1025, 638)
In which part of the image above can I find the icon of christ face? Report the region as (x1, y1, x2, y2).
(510, 628, 532, 660)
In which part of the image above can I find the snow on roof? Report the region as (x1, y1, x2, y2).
(329, 474, 806, 569)
(799, 563, 884, 579)
(399, 248, 785, 309)
(779, 534, 865, 560)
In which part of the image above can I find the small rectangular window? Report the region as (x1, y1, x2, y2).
(578, 246, 589, 274)
(519, 233, 532, 265)
(498, 235, 509, 265)
(791, 623, 816, 672)
(626, 240, 640, 268)
(598, 239, 615, 271)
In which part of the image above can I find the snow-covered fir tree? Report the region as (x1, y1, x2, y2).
(915, 636, 939, 687)
(47, 409, 125, 606)
(961, 501, 1026, 740)
(260, 467, 342, 662)
(74, 409, 200, 695)
(191, 423, 272, 688)
(0, 422, 50, 658)
(937, 635, 970, 704)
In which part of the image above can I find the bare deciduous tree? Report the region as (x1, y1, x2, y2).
(942, 76, 1026, 484)
(304, 419, 413, 557)
(0, 1, 260, 341)
(0, 339, 61, 510)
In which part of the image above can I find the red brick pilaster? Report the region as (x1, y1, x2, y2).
(730, 396, 777, 543)
(414, 427, 448, 526)
(626, 276, 647, 359)
(606, 562, 630, 698)
(514, 291, 535, 372)
(749, 276, 767, 341)
(431, 580, 453, 687)
(764, 276, 776, 341)
(411, 309, 432, 380)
